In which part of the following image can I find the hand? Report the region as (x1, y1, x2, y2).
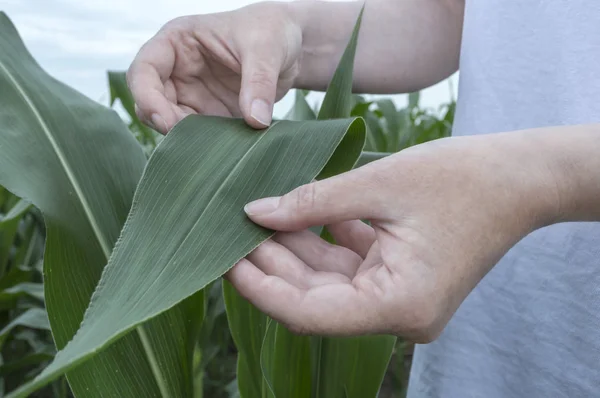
(226, 133, 559, 341)
(127, 3, 302, 133)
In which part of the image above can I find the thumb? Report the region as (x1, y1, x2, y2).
(239, 50, 281, 129)
(244, 168, 387, 231)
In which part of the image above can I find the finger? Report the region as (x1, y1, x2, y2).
(248, 239, 350, 288)
(174, 80, 233, 117)
(127, 34, 181, 133)
(226, 259, 381, 336)
(325, 220, 376, 259)
(238, 47, 282, 129)
(273, 231, 361, 279)
(244, 166, 389, 231)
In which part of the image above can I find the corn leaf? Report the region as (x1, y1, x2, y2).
(261, 320, 312, 398)
(0, 308, 50, 348)
(285, 90, 316, 121)
(314, 6, 397, 397)
(8, 113, 365, 397)
(0, 199, 31, 278)
(0, 12, 203, 397)
(108, 71, 158, 149)
(317, 7, 364, 120)
(355, 151, 393, 168)
(223, 280, 269, 398)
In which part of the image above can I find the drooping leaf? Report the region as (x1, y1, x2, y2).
(9, 114, 365, 397)
(0, 282, 44, 303)
(0, 351, 54, 377)
(0, 199, 31, 276)
(0, 12, 203, 397)
(0, 308, 50, 348)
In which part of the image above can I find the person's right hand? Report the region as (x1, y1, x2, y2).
(127, 2, 303, 133)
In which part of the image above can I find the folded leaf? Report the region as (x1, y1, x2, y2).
(9, 115, 365, 397)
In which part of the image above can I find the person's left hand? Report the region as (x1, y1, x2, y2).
(226, 132, 560, 341)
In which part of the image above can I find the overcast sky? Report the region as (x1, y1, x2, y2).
(3, 0, 457, 116)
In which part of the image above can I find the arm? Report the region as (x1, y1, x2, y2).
(228, 125, 600, 339)
(127, 0, 464, 132)
(291, 0, 465, 93)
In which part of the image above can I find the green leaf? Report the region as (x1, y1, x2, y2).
(9, 114, 365, 397)
(363, 112, 388, 153)
(314, 336, 398, 398)
(0, 308, 50, 348)
(317, 7, 364, 120)
(376, 99, 400, 151)
(355, 151, 393, 168)
(0, 12, 203, 398)
(0, 199, 31, 276)
(285, 89, 316, 121)
(260, 320, 312, 398)
(408, 91, 420, 109)
(108, 70, 158, 148)
(0, 351, 54, 377)
(223, 281, 268, 398)
(0, 282, 44, 302)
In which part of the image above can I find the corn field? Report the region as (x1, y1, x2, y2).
(0, 10, 453, 398)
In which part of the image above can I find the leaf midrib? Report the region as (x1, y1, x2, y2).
(121, 120, 277, 314)
(0, 59, 170, 397)
(0, 60, 112, 258)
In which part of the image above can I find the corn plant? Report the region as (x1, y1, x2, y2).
(0, 6, 454, 397)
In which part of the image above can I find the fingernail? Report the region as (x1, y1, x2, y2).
(151, 113, 168, 133)
(250, 99, 271, 127)
(244, 197, 280, 216)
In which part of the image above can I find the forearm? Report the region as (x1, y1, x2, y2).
(490, 124, 600, 229)
(537, 125, 600, 223)
(289, 0, 465, 93)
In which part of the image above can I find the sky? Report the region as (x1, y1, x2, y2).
(3, 0, 457, 116)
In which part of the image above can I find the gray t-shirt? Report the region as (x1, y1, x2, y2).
(408, 1, 600, 397)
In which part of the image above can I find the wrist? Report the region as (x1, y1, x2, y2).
(491, 125, 600, 231)
(537, 124, 600, 223)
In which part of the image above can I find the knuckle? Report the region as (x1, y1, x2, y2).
(248, 68, 277, 90)
(290, 183, 320, 215)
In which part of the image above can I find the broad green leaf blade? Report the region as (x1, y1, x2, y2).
(317, 6, 364, 120)
(260, 320, 312, 398)
(9, 115, 365, 397)
(285, 89, 316, 121)
(223, 281, 268, 398)
(315, 336, 396, 398)
(0, 12, 202, 398)
(0, 308, 50, 348)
